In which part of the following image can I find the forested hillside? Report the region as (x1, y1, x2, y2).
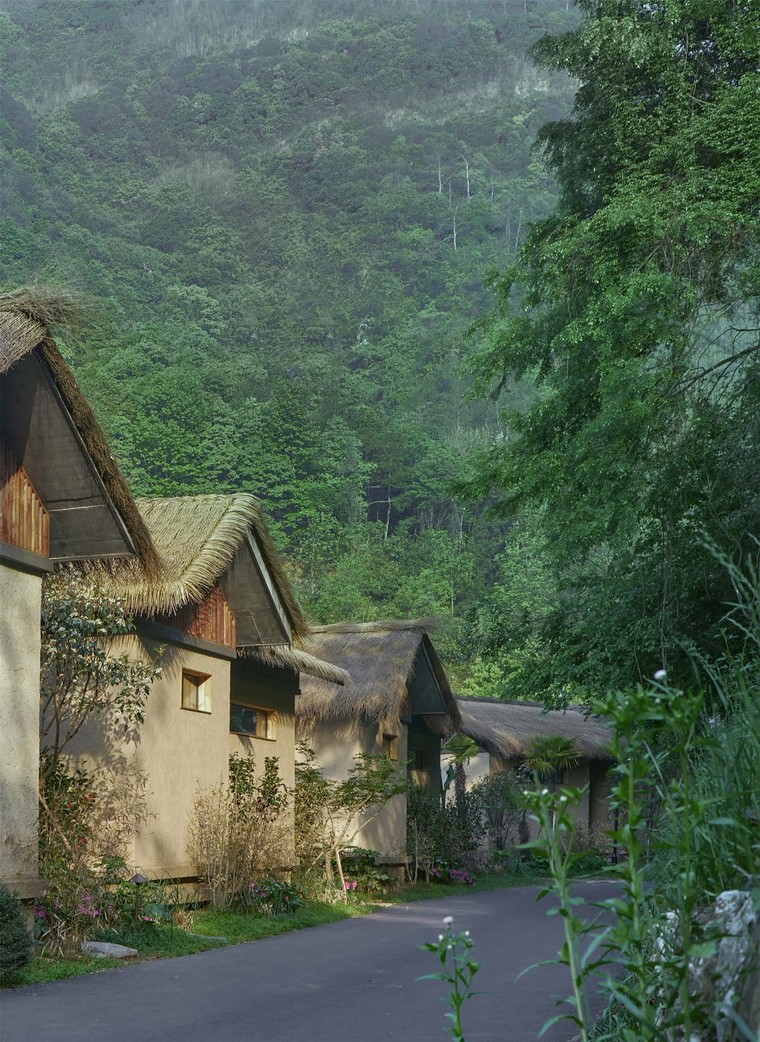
(5, 0, 755, 702)
(0, 0, 575, 686)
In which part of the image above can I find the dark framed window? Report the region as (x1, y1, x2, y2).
(382, 733, 399, 760)
(230, 702, 273, 739)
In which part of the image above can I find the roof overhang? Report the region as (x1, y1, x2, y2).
(221, 532, 292, 646)
(407, 642, 448, 718)
(1, 352, 136, 561)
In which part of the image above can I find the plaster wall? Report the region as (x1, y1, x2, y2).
(66, 635, 232, 878)
(0, 564, 41, 895)
(298, 718, 408, 858)
(493, 757, 595, 841)
(229, 667, 297, 856)
(441, 748, 490, 792)
(229, 675, 296, 792)
(589, 762, 613, 832)
(564, 764, 591, 829)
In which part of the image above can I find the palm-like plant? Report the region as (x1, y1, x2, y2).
(522, 735, 579, 783)
(443, 734, 481, 817)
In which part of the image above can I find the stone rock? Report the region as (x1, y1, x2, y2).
(81, 941, 138, 959)
(695, 890, 758, 1042)
(657, 890, 760, 1041)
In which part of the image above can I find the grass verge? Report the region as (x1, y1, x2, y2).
(4, 871, 545, 988)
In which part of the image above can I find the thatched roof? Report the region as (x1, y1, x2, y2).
(238, 644, 350, 685)
(297, 619, 461, 730)
(450, 696, 613, 761)
(0, 288, 159, 572)
(91, 493, 308, 643)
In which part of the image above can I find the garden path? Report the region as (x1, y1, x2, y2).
(0, 881, 616, 1041)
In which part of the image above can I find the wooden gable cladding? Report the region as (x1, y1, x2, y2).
(0, 439, 50, 557)
(156, 584, 237, 649)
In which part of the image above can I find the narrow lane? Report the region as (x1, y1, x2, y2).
(0, 882, 615, 1042)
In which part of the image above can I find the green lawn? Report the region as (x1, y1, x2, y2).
(4, 872, 543, 988)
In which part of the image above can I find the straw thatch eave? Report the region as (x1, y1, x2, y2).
(91, 493, 307, 642)
(449, 696, 614, 761)
(0, 288, 160, 574)
(297, 620, 460, 730)
(238, 644, 350, 685)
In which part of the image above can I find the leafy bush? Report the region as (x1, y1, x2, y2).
(294, 745, 406, 900)
(341, 848, 393, 894)
(406, 785, 486, 882)
(37, 758, 140, 954)
(470, 770, 527, 851)
(189, 754, 291, 910)
(238, 879, 303, 916)
(0, 886, 33, 983)
(40, 574, 160, 777)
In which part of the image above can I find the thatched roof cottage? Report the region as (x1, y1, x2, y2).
(75, 492, 344, 880)
(0, 288, 157, 896)
(451, 696, 615, 837)
(296, 620, 461, 864)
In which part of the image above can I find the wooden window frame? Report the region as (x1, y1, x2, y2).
(229, 702, 275, 740)
(382, 733, 399, 761)
(181, 669, 212, 714)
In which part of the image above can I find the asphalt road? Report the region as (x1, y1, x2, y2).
(0, 882, 615, 1042)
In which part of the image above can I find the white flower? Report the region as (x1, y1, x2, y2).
(464, 930, 470, 937)
(654, 669, 667, 681)
(443, 916, 454, 925)
(438, 934, 444, 941)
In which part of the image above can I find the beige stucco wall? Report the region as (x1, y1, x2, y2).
(297, 718, 408, 858)
(229, 665, 297, 859)
(66, 635, 232, 879)
(134, 639, 232, 876)
(441, 748, 491, 792)
(589, 762, 613, 832)
(492, 757, 596, 841)
(229, 678, 295, 792)
(0, 563, 42, 895)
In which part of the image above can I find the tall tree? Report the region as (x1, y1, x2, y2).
(470, 0, 760, 698)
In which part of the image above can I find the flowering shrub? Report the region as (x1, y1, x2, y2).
(341, 847, 393, 894)
(406, 786, 485, 882)
(429, 867, 477, 886)
(40, 574, 160, 777)
(37, 758, 131, 953)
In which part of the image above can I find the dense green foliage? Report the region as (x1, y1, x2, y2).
(0, 0, 575, 678)
(0, 886, 33, 983)
(3, 0, 756, 699)
(526, 561, 760, 1038)
(468, 0, 760, 698)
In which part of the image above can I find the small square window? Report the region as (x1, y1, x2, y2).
(230, 703, 273, 739)
(382, 733, 399, 761)
(181, 670, 212, 713)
